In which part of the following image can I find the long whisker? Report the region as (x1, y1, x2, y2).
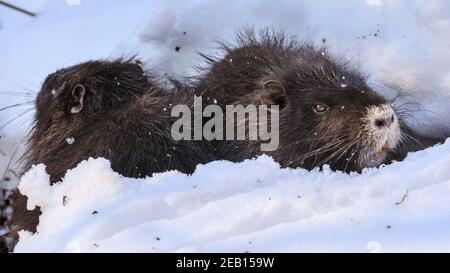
(0, 108, 34, 131)
(288, 137, 349, 167)
(0, 144, 22, 188)
(13, 83, 39, 94)
(0, 92, 35, 98)
(0, 102, 34, 112)
(401, 130, 424, 148)
(315, 138, 358, 169)
(344, 145, 359, 172)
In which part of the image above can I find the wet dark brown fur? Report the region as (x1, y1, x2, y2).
(195, 30, 444, 172)
(4, 59, 215, 249)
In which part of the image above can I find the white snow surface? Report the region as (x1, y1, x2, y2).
(14, 140, 450, 253)
(0, 0, 449, 252)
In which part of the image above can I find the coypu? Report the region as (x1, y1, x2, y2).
(195, 29, 444, 172)
(2, 59, 215, 250)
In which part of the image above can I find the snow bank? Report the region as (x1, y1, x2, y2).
(14, 139, 450, 253)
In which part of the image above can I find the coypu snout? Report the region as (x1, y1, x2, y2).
(359, 104, 401, 168)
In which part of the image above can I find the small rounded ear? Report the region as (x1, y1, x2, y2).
(260, 80, 287, 109)
(70, 84, 86, 114)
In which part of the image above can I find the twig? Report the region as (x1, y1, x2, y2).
(0, 1, 36, 17)
(395, 190, 409, 206)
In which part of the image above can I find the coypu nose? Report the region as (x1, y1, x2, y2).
(374, 115, 394, 128)
(365, 104, 397, 131)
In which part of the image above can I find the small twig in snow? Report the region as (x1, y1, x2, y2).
(0, 1, 37, 17)
(395, 190, 409, 206)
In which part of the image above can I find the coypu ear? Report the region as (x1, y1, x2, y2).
(260, 80, 287, 109)
(71, 84, 86, 114)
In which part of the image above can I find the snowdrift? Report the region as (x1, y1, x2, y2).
(14, 139, 450, 253)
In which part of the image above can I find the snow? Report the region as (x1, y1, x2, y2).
(0, 0, 449, 252)
(14, 140, 450, 253)
(65, 137, 75, 145)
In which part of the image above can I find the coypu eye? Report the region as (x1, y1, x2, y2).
(313, 104, 328, 114)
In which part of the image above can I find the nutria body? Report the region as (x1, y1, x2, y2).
(195, 30, 441, 172)
(3, 59, 215, 249)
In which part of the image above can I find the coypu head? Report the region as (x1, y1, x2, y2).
(256, 48, 403, 172)
(25, 60, 155, 180)
(35, 59, 150, 130)
(198, 30, 404, 172)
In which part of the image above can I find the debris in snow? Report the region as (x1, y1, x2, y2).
(395, 190, 409, 206)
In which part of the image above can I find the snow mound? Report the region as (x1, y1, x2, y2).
(14, 139, 450, 253)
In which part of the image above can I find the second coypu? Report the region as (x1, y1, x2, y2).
(195, 30, 444, 172)
(4, 59, 215, 248)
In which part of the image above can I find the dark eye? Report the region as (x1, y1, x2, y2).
(313, 104, 328, 114)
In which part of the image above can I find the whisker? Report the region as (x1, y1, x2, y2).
(0, 102, 34, 112)
(0, 143, 22, 188)
(13, 83, 39, 94)
(288, 137, 349, 167)
(344, 145, 359, 172)
(0, 91, 35, 98)
(0, 108, 34, 131)
(401, 130, 424, 148)
(315, 139, 358, 169)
